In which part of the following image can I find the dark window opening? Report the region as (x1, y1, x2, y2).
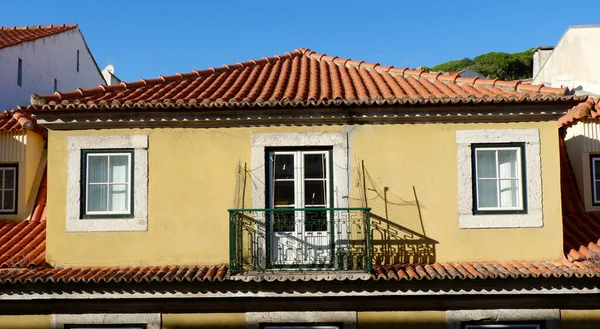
(17, 58, 22, 86)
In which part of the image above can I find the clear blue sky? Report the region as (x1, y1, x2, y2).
(2, 0, 599, 82)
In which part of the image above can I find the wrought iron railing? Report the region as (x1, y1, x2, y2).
(228, 207, 371, 273)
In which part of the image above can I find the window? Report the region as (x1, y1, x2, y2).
(54, 78, 58, 92)
(66, 135, 148, 232)
(76, 49, 80, 72)
(590, 155, 600, 206)
(0, 164, 18, 214)
(472, 143, 526, 214)
(456, 129, 542, 228)
(17, 58, 22, 86)
(81, 150, 133, 218)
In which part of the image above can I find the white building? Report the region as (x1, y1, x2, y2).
(533, 25, 600, 96)
(0, 24, 108, 110)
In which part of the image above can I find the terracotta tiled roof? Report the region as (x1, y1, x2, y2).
(0, 166, 47, 268)
(0, 221, 46, 269)
(29, 169, 47, 223)
(27, 48, 573, 112)
(0, 264, 228, 284)
(0, 24, 77, 50)
(0, 110, 47, 135)
(373, 260, 600, 281)
(558, 97, 600, 127)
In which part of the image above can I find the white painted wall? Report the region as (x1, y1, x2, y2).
(532, 48, 553, 78)
(0, 28, 105, 110)
(533, 26, 600, 95)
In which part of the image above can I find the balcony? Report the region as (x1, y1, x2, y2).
(229, 207, 372, 273)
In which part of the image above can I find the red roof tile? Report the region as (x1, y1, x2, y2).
(0, 221, 46, 269)
(0, 110, 47, 135)
(0, 24, 77, 50)
(373, 260, 600, 281)
(27, 48, 574, 112)
(559, 97, 600, 127)
(0, 264, 228, 284)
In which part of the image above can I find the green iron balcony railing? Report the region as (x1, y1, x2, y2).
(228, 207, 372, 273)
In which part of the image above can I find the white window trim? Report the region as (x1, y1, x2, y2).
(456, 129, 542, 228)
(246, 311, 356, 329)
(446, 309, 558, 329)
(52, 313, 160, 329)
(66, 135, 148, 232)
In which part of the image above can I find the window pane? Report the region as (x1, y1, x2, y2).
(305, 209, 327, 232)
(87, 184, 108, 211)
(595, 159, 600, 180)
(478, 180, 498, 208)
(498, 149, 518, 179)
(596, 181, 600, 202)
(274, 181, 295, 206)
(110, 155, 129, 183)
(273, 210, 295, 232)
(274, 154, 294, 179)
(109, 183, 129, 212)
(304, 153, 326, 179)
(305, 180, 326, 206)
(3, 190, 14, 210)
(476, 150, 496, 178)
(88, 156, 108, 183)
(500, 179, 519, 208)
(3, 169, 15, 189)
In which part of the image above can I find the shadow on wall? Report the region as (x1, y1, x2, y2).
(356, 160, 438, 265)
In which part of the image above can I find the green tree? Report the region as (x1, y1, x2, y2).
(427, 49, 534, 80)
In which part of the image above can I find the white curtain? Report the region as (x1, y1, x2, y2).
(498, 150, 519, 208)
(88, 156, 108, 211)
(109, 155, 129, 212)
(87, 155, 129, 212)
(476, 150, 497, 208)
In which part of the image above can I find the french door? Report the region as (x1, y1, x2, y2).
(268, 149, 331, 267)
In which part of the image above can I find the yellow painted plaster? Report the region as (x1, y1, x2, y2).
(25, 130, 44, 203)
(358, 311, 446, 329)
(561, 310, 600, 329)
(0, 315, 51, 329)
(162, 313, 246, 329)
(350, 121, 562, 262)
(46, 121, 562, 266)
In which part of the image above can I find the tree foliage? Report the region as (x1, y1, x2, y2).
(430, 49, 534, 80)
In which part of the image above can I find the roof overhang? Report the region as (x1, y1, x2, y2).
(32, 100, 584, 130)
(1, 276, 600, 314)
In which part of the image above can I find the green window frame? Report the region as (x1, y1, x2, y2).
(0, 164, 18, 214)
(471, 143, 527, 215)
(80, 149, 134, 219)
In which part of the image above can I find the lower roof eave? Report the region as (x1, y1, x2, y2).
(1, 277, 600, 314)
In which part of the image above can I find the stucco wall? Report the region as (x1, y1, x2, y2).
(533, 26, 600, 95)
(162, 313, 246, 329)
(358, 311, 445, 329)
(0, 315, 51, 328)
(46, 121, 562, 267)
(0, 28, 105, 110)
(561, 310, 600, 328)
